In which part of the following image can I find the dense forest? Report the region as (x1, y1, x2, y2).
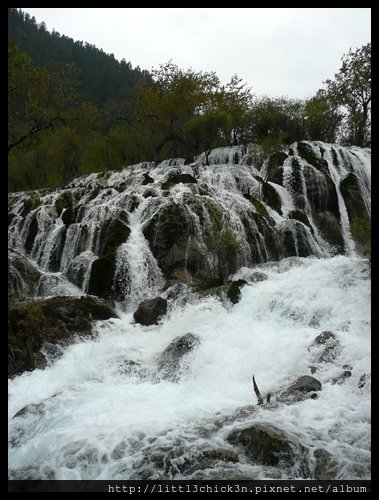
(8, 8, 371, 192)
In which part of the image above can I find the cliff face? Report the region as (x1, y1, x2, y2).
(8, 141, 371, 306)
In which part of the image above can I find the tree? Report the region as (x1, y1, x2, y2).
(8, 44, 80, 153)
(304, 90, 342, 143)
(324, 43, 371, 147)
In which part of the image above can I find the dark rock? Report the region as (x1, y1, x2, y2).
(262, 182, 282, 213)
(143, 189, 157, 198)
(87, 252, 117, 300)
(313, 448, 338, 480)
(266, 151, 288, 185)
(158, 332, 200, 381)
(8, 249, 41, 299)
(99, 218, 130, 256)
(55, 190, 73, 217)
(161, 173, 197, 190)
(25, 215, 39, 254)
(202, 448, 239, 463)
(133, 297, 168, 326)
(297, 141, 329, 172)
(288, 210, 313, 232)
(309, 331, 341, 363)
(227, 280, 247, 304)
(358, 374, 369, 389)
(331, 370, 352, 385)
(227, 423, 307, 470)
(279, 375, 322, 402)
(142, 173, 154, 185)
(314, 211, 344, 252)
(340, 172, 367, 222)
(280, 220, 315, 258)
(8, 296, 118, 377)
(47, 226, 67, 272)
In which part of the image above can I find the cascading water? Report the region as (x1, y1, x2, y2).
(8, 141, 371, 481)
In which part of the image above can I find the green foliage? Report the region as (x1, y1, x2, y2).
(324, 43, 371, 146)
(7, 10, 371, 193)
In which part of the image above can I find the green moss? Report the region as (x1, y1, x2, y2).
(350, 211, 371, 257)
(250, 197, 269, 217)
(288, 210, 313, 234)
(200, 277, 224, 290)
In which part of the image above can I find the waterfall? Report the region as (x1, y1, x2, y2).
(8, 141, 371, 301)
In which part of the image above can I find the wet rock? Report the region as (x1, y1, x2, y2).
(202, 448, 239, 463)
(226, 279, 247, 304)
(331, 370, 352, 385)
(279, 375, 322, 402)
(87, 252, 117, 300)
(309, 331, 341, 363)
(13, 402, 46, 419)
(250, 271, 268, 283)
(8, 249, 41, 299)
(266, 151, 288, 185)
(158, 332, 200, 381)
(227, 423, 307, 470)
(8, 296, 118, 377)
(315, 211, 344, 253)
(133, 297, 167, 326)
(358, 374, 369, 389)
(142, 173, 154, 185)
(262, 182, 282, 213)
(98, 218, 130, 256)
(313, 448, 338, 479)
(161, 173, 197, 190)
(288, 210, 313, 232)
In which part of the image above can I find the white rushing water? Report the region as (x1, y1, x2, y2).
(8, 255, 370, 480)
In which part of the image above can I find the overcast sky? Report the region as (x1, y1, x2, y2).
(21, 8, 371, 99)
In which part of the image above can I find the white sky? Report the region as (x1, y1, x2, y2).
(21, 8, 371, 99)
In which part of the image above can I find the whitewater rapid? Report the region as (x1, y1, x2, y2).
(8, 255, 370, 480)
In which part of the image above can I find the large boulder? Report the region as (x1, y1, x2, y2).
(227, 423, 308, 472)
(133, 297, 168, 326)
(158, 332, 200, 381)
(8, 249, 41, 299)
(87, 252, 117, 300)
(8, 296, 118, 377)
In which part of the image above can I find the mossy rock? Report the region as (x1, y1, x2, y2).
(87, 252, 116, 299)
(262, 183, 282, 214)
(288, 210, 313, 233)
(227, 423, 307, 469)
(99, 218, 131, 256)
(280, 221, 315, 258)
(350, 210, 371, 258)
(340, 173, 367, 221)
(161, 173, 197, 190)
(227, 279, 247, 304)
(55, 191, 73, 217)
(47, 226, 67, 272)
(266, 151, 288, 185)
(202, 449, 239, 463)
(25, 215, 39, 254)
(314, 211, 344, 252)
(297, 141, 329, 171)
(8, 296, 118, 377)
(200, 277, 224, 290)
(20, 193, 41, 217)
(8, 250, 42, 299)
(143, 203, 190, 275)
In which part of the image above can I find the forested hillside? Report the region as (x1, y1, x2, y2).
(8, 8, 370, 192)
